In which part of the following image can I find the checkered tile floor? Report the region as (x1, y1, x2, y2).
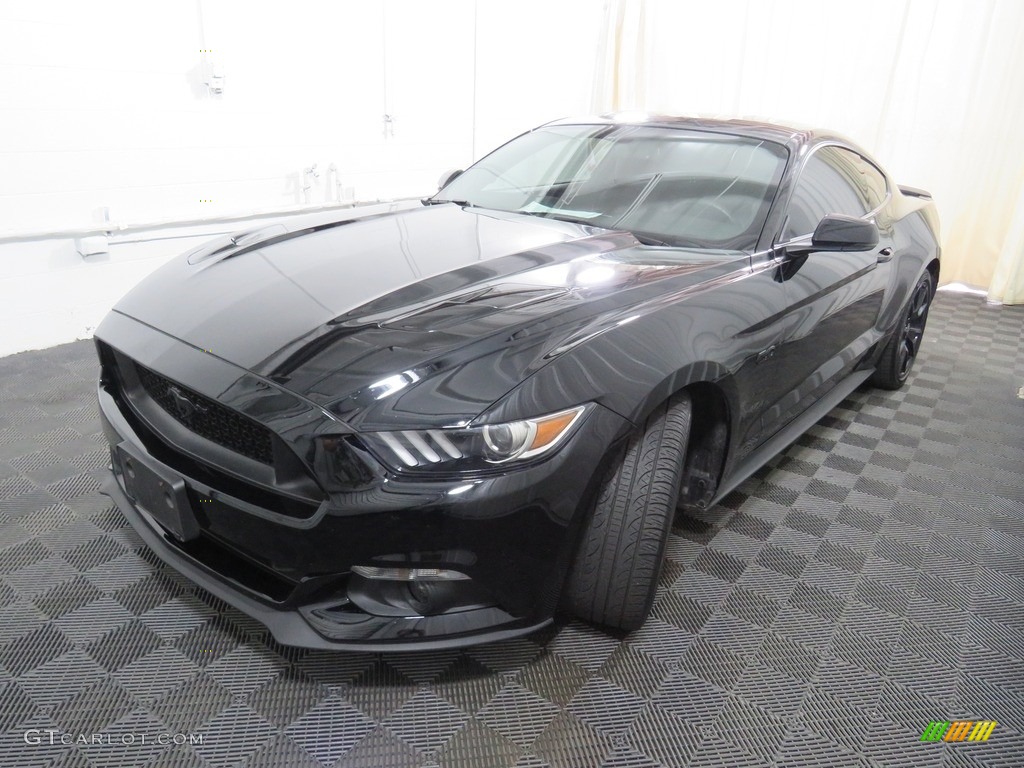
(1, 291, 1022, 768)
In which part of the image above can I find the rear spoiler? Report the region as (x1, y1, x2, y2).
(899, 184, 932, 200)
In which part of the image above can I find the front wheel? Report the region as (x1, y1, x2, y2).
(871, 271, 934, 390)
(564, 392, 692, 631)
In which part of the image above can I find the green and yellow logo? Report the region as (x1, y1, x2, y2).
(920, 721, 998, 742)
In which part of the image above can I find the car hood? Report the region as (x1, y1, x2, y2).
(113, 201, 739, 428)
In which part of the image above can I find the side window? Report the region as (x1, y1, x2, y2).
(783, 146, 872, 239)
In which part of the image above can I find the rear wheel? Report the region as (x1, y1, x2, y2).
(564, 392, 692, 631)
(871, 271, 933, 390)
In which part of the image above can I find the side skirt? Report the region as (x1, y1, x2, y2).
(709, 368, 874, 507)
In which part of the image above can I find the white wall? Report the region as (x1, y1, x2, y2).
(0, 0, 475, 231)
(0, 0, 601, 357)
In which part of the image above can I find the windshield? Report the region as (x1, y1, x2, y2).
(437, 124, 788, 251)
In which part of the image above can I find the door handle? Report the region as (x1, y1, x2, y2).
(877, 247, 894, 263)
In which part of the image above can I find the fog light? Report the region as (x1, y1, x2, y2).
(347, 567, 491, 617)
(351, 565, 470, 581)
(408, 580, 431, 604)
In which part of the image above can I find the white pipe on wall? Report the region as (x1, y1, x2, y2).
(0, 200, 371, 247)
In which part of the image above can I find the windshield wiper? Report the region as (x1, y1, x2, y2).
(631, 231, 708, 248)
(422, 198, 476, 207)
(631, 233, 672, 247)
(516, 210, 592, 226)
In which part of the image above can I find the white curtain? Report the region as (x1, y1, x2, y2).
(989, 186, 1024, 304)
(592, 0, 1024, 304)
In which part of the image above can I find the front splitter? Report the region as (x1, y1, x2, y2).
(100, 472, 551, 652)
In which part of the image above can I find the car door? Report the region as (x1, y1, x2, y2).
(762, 144, 893, 436)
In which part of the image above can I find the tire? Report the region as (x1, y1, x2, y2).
(565, 392, 692, 631)
(871, 270, 934, 390)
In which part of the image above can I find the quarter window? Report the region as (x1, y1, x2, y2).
(858, 157, 889, 211)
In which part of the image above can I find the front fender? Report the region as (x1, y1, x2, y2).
(484, 314, 743, 441)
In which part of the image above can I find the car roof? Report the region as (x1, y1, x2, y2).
(544, 113, 845, 152)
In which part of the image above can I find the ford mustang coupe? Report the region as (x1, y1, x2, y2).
(96, 115, 940, 650)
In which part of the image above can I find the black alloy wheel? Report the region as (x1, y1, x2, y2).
(872, 270, 934, 390)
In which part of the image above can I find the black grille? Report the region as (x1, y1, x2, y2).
(134, 364, 275, 465)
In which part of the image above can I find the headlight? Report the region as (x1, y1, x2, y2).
(359, 405, 586, 473)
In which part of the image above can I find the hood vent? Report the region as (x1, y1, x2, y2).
(186, 224, 289, 265)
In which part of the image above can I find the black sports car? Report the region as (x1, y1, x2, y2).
(96, 115, 940, 650)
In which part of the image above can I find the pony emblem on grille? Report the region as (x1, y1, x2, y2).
(167, 385, 208, 422)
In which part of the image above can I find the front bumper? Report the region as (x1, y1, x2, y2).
(96, 344, 629, 650)
(99, 471, 556, 651)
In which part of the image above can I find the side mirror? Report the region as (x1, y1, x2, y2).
(810, 214, 879, 252)
(437, 168, 463, 190)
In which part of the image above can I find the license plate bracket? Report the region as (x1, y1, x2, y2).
(116, 444, 200, 542)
